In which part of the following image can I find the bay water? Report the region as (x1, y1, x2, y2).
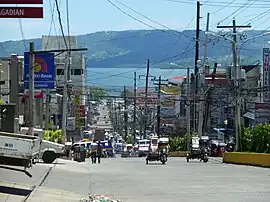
(87, 67, 186, 92)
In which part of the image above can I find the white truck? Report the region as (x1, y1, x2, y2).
(20, 127, 65, 164)
(0, 128, 65, 177)
(0, 131, 41, 177)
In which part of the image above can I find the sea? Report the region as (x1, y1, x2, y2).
(87, 67, 186, 93)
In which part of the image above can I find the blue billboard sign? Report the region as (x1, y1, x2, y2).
(24, 52, 55, 89)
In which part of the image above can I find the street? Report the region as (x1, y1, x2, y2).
(1, 157, 270, 202)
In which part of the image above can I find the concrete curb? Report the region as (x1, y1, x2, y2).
(223, 152, 270, 168)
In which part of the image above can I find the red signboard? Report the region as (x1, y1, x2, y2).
(0, 0, 43, 4)
(0, 7, 43, 18)
(24, 90, 44, 99)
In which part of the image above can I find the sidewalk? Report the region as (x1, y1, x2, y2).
(26, 186, 83, 202)
(0, 181, 84, 202)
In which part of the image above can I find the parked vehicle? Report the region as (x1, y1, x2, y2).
(0, 131, 41, 177)
(20, 127, 65, 163)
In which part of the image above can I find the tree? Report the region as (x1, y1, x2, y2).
(90, 87, 107, 101)
(241, 124, 270, 153)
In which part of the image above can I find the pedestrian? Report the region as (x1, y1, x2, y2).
(97, 141, 103, 164)
(90, 140, 98, 164)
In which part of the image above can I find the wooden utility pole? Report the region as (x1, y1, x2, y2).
(217, 18, 251, 151)
(198, 12, 210, 137)
(45, 90, 50, 130)
(195, 1, 201, 93)
(186, 67, 191, 151)
(152, 76, 168, 138)
(144, 59, 150, 139)
(133, 72, 137, 142)
(193, 1, 201, 133)
(157, 76, 161, 138)
(124, 86, 128, 140)
(28, 41, 36, 135)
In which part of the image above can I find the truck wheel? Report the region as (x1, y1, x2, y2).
(42, 151, 56, 164)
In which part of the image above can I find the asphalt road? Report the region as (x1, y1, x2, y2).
(91, 102, 112, 128)
(1, 157, 269, 202)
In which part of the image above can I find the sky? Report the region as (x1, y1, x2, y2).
(0, 0, 270, 42)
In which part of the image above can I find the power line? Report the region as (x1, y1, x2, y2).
(163, 0, 270, 8)
(107, 0, 192, 39)
(163, 16, 195, 58)
(55, 0, 68, 49)
(44, 0, 57, 50)
(16, 3, 27, 51)
(112, 0, 194, 39)
(88, 47, 195, 81)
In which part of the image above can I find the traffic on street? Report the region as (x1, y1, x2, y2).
(1, 156, 270, 202)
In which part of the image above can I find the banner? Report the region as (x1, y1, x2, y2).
(24, 52, 55, 89)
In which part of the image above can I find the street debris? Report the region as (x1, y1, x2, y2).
(80, 194, 121, 202)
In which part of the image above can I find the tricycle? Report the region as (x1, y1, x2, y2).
(146, 137, 168, 165)
(186, 136, 209, 163)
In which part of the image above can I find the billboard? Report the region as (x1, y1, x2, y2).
(0, 7, 43, 18)
(24, 52, 55, 89)
(0, 0, 43, 3)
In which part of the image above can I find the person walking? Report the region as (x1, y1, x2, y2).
(90, 140, 98, 164)
(97, 141, 103, 164)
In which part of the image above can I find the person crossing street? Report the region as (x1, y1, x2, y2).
(97, 141, 103, 164)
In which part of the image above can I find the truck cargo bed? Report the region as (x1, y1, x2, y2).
(0, 132, 41, 160)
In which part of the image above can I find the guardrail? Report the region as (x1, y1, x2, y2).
(223, 152, 270, 168)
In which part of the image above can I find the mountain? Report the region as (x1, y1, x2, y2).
(0, 29, 268, 68)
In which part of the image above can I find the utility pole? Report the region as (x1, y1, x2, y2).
(118, 102, 121, 134)
(144, 59, 150, 139)
(62, 0, 71, 141)
(133, 72, 137, 142)
(195, 1, 201, 93)
(198, 12, 210, 137)
(193, 1, 201, 133)
(28, 41, 36, 135)
(217, 19, 251, 151)
(45, 90, 50, 130)
(62, 56, 69, 140)
(157, 76, 161, 138)
(124, 86, 128, 140)
(152, 76, 168, 138)
(186, 67, 191, 151)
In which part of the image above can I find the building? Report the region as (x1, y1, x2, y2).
(41, 35, 87, 130)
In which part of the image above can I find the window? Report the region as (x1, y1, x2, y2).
(71, 69, 83, 75)
(57, 69, 64, 75)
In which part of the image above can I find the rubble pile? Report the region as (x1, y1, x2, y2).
(80, 194, 122, 202)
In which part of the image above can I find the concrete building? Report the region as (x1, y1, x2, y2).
(41, 35, 87, 130)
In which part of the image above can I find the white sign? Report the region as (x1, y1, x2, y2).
(67, 117, 75, 131)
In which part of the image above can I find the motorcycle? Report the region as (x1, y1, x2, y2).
(146, 137, 168, 165)
(186, 137, 209, 163)
(199, 148, 209, 163)
(159, 148, 168, 164)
